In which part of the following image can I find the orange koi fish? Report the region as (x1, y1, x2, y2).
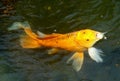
(8, 22, 106, 71)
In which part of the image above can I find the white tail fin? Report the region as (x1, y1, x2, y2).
(8, 21, 30, 31)
(67, 52, 84, 72)
(88, 47, 103, 63)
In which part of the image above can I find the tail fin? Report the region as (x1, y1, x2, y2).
(23, 27, 38, 39)
(9, 21, 41, 48)
(8, 21, 30, 31)
(8, 21, 38, 39)
(67, 52, 84, 72)
(20, 35, 41, 48)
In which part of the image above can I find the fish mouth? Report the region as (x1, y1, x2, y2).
(96, 32, 107, 40)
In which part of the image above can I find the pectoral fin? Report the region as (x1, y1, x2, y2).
(67, 52, 84, 72)
(48, 48, 59, 54)
(88, 47, 103, 63)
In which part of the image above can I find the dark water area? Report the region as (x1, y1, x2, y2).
(0, 0, 120, 81)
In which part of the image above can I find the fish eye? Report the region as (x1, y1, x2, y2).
(86, 39, 89, 41)
(83, 32, 86, 34)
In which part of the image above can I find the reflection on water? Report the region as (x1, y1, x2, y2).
(0, 0, 120, 81)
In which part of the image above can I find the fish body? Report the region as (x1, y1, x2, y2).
(21, 27, 102, 51)
(9, 22, 106, 71)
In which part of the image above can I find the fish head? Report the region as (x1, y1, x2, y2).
(76, 29, 106, 48)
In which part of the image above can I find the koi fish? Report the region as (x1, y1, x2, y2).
(8, 21, 106, 71)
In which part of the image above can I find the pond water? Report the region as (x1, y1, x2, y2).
(0, 0, 120, 81)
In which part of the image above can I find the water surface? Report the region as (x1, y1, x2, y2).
(0, 0, 120, 81)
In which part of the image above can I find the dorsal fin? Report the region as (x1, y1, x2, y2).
(67, 52, 84, 71)
(37, 31, 46, 38)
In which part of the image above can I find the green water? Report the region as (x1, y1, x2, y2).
(0, 0, 120, 81)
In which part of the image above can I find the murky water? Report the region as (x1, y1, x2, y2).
(0, 0, 120, 81)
